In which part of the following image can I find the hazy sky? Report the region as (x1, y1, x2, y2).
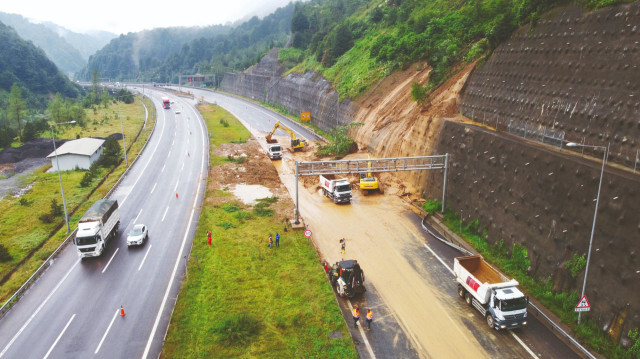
(2, 0, 294, 34)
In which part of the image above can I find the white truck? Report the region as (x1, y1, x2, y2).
(75, 199, 120, 258)
(454, 255, 528, 330)
(267, 144, 282, 160)
(319, 174, 352, 204)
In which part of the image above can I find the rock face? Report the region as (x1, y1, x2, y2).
(220, 2, 640, 342)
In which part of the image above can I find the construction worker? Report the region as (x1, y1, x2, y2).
(352, 306, 360, 328)
(340, 238, 345, 257)
(366, 309, 373, 329)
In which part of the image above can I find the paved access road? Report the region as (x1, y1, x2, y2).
(0, 90, 207, 359)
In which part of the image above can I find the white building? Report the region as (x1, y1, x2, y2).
(47, 138, 105, 171)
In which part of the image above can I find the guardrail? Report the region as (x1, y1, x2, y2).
(0, 95, 155, 319)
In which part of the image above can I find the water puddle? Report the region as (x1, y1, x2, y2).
(231, 184, 273, 205)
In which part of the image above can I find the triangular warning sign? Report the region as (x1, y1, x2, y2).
(575, 295, 591, 311)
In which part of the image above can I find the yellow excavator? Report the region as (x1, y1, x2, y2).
(359, 156, 381, 195)
(266, 120, 308, 151)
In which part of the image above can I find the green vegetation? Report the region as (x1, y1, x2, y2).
(423, 199, 638, 359)
(0, 96, 154, 303)
(161, 104, 356, 358)
(316, 124, 358, 158)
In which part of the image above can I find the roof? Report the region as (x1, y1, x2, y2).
(47, 138, 105, 158)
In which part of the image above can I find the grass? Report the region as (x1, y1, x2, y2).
(161, 105, 357, 358)
(0, 96, 155, 303)
(423, 199, 638, 359)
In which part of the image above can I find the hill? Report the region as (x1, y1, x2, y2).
(41, 22, 116, 62)
(0, 21, 79, 98)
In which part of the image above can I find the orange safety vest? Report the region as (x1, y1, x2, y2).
(366, 311, 373, 320)
(353, 308, 359, 318)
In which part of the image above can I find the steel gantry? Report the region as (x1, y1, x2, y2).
(293, 154, 449, 223)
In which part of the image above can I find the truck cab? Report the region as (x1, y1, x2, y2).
(267, 144, 282, 160)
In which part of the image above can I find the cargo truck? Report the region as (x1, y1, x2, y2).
(267, 144, 282, 160)
(319, 174, 351, 204)
(162, 97, 171, 109)
(454, 255, 528, 330)
(75, 200, 120, 258)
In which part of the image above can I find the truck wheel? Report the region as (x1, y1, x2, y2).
(464, 292, 473, 306)
(486, 314, 495, 329)
(457, 285, 465, 298)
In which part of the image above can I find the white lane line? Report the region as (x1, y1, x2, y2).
(161, 206, 169, 222)
(43, 313, 75, 359)
(173, 180, 180, 193)
(150, 183, 157, 194)
(141, 97, 207, 359)
(119, 107, 167, 207)
(161, 164, 165, 173)
(181, 162, 184, 171)
(346, 300, 376, 358)
(94, 308, 119, 354)
(167, 150, 172, 158)
(422, 243, 537, 357)
(138, 245, 152, 271)
(511, 331, 539, 358)
(134, 209, 143, 224)
(0, 259, 80, 358)
(101, 248, 119, 274)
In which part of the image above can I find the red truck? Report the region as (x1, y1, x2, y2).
(162, 97, 170, 109)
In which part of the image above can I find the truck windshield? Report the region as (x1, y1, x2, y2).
(76, 235, 98, 246)
(501, 297, 528, 311)
(336, 184, 351, 192)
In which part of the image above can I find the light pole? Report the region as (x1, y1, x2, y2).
(115, 95, 129, 166)
(50, 120, 76, 233)
(566, 142, 608, 324)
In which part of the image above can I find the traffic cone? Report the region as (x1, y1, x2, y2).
(176, 193, 179, 199)
(120, 305, 126, 317)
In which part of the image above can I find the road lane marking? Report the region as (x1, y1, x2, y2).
(161, 164, 165, 173)
(161, 206, 169, 222)
(139, 245, 152, 271)
(181, 162, 184, 171)
(142, 97, 207, 359)
(101, 248, 119, 274)
(150, 183, 157, 194)
(346, 300, 375, 358)
(43, 313, 75, 359)
(134, 209, 143, 224)
(422, 243, 538, 357)
(167, 150, 172, 158)
(173, 180, 180, 193)
(94, 308, 119, 354)
(510, 331, 539, 358)
(0, 259, 80, 358)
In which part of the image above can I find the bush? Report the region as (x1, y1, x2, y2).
(211, 312, 261, 344)
(50, 198, 63, 217)
(0, 243, 12, 262)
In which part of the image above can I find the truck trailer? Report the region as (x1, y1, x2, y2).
(319, 174, 351, 204)
(162, 97, 171, 109)
(454, 255, 528, 330)
(75, 200, 120, 258)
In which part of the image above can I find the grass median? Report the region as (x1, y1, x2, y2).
(161, 104, 356, 358)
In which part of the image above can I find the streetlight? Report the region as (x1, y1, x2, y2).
(115, 95, 129, 166)
(566, 142, 609, 324)
(50, 120, 76, 233)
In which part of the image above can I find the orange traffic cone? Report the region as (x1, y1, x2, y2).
(120, 305, 126, 317)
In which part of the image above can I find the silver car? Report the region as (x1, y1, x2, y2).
(127, 224, 148, 246)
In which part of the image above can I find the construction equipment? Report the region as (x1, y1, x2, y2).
(265, 120, 308, 151)
(329, 259, 366, 298)
(359, 156, 381, 195)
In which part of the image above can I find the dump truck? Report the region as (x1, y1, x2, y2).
(266, 121, 307, 151)
(267, 144, 282, 160)
(454, 255, 528, 330)
(329, 260, 366, 298)
(319, 174, 352, 204)
(75, 200, 120, 258)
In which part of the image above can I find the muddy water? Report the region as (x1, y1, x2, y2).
(231, 184, 273, 205)
(274, 152, 489, 358)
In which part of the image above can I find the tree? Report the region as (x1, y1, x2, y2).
(8, 83, 26, 142)
(99, 136, 122, 168)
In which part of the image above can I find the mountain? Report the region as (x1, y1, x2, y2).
(41, 22, 116, 61)
(0, 21, 79, 97)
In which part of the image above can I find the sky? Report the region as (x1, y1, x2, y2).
(1, 0, 294, 35)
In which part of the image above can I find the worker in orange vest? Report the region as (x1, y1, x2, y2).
(366, 309, 373, 329)
(352, 306, 360, 328)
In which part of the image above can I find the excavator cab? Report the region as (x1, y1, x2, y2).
(359, 156, 380, 195)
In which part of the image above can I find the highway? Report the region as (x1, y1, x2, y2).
(0, 90, 208, 358)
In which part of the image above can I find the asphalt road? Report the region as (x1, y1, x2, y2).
(176, 87, 583, 359)
(0, 90, 208, 359)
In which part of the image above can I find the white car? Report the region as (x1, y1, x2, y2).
(175, 109, 181, 114)
(127, 224, 148, 246)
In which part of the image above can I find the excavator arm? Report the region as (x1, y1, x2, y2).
(265, 120, 308, 151)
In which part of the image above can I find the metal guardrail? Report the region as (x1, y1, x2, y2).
(420, 214, 596, 359)
(0, 95, 155, 319)
(297, 155, 447, 176)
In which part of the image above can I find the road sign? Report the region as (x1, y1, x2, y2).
(575, 295, 591, 312)
(300, 112, 311, 121)
(304, 229, 312, 238)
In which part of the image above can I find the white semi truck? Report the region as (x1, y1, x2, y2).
(319, 174, 352, 204)
(454, 255, 528, 330)
(75, 199, 120, 258)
